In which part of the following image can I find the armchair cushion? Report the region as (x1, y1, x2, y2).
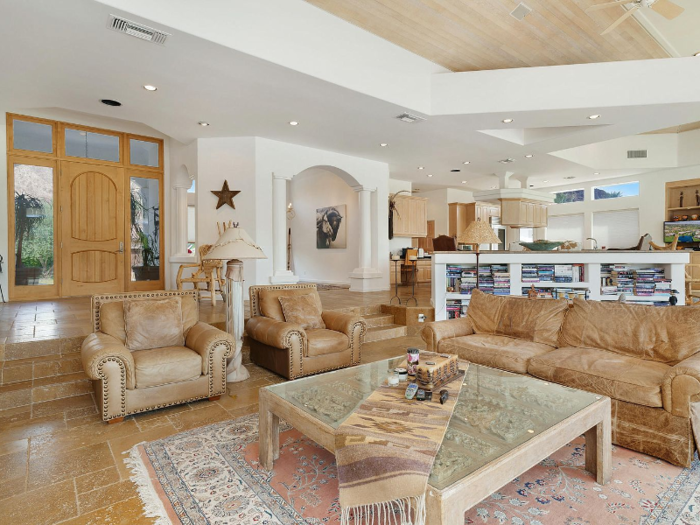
(132, 346, 201, 388)
(321, 311, 365, 337)
(279, 293, 326, 330)
(662, 352, 700, 417)
(306, 329, 349, 357)
(124, 297, 185, 351)
(185, 322, 236, 375)
(245, 316, 306, 349)
(259, 287, 323, 322)
(81, 332, 136, 389)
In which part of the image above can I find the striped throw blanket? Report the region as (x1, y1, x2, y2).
(335, 355, 466, 525)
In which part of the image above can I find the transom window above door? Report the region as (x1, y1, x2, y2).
(65, 128, 120, 162)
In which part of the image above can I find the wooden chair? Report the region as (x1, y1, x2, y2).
(401, 249, 418, 285)
(176, 244, 226, 305)
(432, 235, 457, 251)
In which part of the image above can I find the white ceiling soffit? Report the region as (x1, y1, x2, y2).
(478, 125, 610, 146)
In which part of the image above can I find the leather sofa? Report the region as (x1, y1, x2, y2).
(422, 289, 700, 467)
(81, 290, 234, 423)
(245, 284, 365, 379)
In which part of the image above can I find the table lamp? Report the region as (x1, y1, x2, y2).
(204, 227, 266, 382)
(457, 219, 502, 289)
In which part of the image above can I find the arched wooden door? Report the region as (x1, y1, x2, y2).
(60, 162, 125, 296)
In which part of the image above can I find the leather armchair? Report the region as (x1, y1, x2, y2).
(81, 290, 234, 423)
(246, 284, 365, 379)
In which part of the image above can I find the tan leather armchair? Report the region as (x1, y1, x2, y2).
(81, 290, 234, 423)
(246, 284, 365, 379)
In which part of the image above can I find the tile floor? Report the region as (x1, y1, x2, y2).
(0, 335, 425, 525)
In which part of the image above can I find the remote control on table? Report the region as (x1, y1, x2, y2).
(405, 383, 418, 400)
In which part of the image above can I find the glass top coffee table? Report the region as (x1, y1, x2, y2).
(259, 357, 611, 524)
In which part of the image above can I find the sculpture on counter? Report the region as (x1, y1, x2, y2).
(696, 190, 699, 207)
(680, 191, 684, 208)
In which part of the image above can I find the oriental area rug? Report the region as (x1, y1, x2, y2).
(127, 414, 700, 525)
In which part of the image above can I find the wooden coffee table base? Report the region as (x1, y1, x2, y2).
(259, 389, 611, 525)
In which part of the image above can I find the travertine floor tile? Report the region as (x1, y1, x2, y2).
(58, 496, 155, 525)
(29, 419, 140, 458)
(75, 466, 121, 494)
(167, 403, 231, 432)
(27, 442, 115, 489)
(0, 480, 77, 525)
(78, 480, 137, 515)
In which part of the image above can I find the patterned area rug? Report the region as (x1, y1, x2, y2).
(127, 414, 700, 525)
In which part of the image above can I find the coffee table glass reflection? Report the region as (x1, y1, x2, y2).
(260, 357, 611, 524)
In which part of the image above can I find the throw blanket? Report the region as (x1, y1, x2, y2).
(335, 354, 467, 525)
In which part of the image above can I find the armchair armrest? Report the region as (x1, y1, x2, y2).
(321, 311, 366, 338)
(245, 316, 307, 350)
(186, 322, 235, 375)
(421, 318, 474, 352)
(81, 332, 135, 389)
(662, 353, 700, 417)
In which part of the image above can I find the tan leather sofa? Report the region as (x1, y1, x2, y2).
(422, 289, 700, 467)
(245, 284, 365, 379)
(81, 290, 234, 423)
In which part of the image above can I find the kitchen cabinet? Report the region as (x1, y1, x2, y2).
(500, 199, 548, 227)
(449, 202, 501, 237)
(392, 195, 428, 237)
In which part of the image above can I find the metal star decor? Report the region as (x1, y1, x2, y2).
(211, 180, 240, 210)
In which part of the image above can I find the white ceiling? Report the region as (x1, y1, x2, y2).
(1, 0, 700, 193)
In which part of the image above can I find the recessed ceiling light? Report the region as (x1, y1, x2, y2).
(380, 143, 388, 147)
(525, 154, 534, 158)
(427, 174, 433, 178)
(588, 114, 601, 120)
(594, 172, 600, 175)
(289, 121, 299, 126)
(418, 166, 424, 170)
(564, 176, 576, 180)
(461, 180, 467, 184)
(462, 161, 470, 165)
(543, 180, 549, 183)
(143, 85, 157, 91)
(502, 118, 514, 123)
(198, 121, 210, 127)
(100, 99, 121, 107)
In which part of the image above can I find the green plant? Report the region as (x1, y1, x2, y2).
(130, 188, 160, 268)
(21, 203, 54, 279)
(14, 192, 45, 269)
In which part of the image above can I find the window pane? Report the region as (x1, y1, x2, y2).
(130, 139, 159, 167)
(13, 164, 54, 286)
(13, 119, 53, 153)
(552, 189, 584, 203)
(593, 181, 639, 200)
(65, 128, 120, 162)
(593, 209, 639, 249)
(130, 177, 160, 281)
(547, 214, 584, 245)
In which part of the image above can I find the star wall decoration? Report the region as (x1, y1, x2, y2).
(211, 180, 240, 210)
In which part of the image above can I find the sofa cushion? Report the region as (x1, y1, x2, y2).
(560, 298, 700, 365)
(123, 297, 184, 351)
(181, 295, 199, 337)
(306, 329, 349, 357)
(100, 302, 126, 343)
(528, 346, 670, 408)
(132, 346, 202, 388)
(467, 289, 568, 347)
(441, 333, 555, 374)
(259, 287, 323, 322)
(279, 293, 326, 330)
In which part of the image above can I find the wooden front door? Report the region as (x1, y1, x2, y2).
(60, 162, 125, 296)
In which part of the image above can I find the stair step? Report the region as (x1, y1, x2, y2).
(2, 335, 85, 361)
(364, 324, 408, 343)
(0, 372, 92, 411)
(361, 313, 395, 328)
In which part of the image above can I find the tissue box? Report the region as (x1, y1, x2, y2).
(415, 353, 459, 391)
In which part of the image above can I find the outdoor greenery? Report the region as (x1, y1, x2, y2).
(553, 188, 623, 203)
(130, 187, 160, 269)
(14, 192, 53, 284)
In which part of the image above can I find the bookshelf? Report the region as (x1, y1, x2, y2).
(432, 251, 690, 321)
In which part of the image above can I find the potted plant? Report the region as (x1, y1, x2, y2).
(130, 188, 160, 281)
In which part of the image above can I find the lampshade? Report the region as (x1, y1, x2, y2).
(457, 219, 502, 246)
(203, 227, 267, 260)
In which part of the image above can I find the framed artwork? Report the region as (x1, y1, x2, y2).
(316, 205, 346, 249)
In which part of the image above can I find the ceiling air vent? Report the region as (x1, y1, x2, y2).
(108, 15, 170, 45)
(627, 149, 648, 159)
(510, 3, 533, 21)
(396, 113, 426, 123)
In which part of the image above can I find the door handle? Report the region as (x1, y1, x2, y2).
(115, 242, 124, 254)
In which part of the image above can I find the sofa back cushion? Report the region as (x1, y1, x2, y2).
(100, 295, 198, 343)
(560, 298, 700, 365)
(278, 293, 326, 330)
(467, 289, 568, 347)
(259, 288, 323, 322)
(123, 297, 185, 351)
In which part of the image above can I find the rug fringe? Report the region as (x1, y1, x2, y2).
(125, 444, 173, 525)
(341, 494, 426, 525)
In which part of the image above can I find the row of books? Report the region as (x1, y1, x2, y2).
(520, 288, 587, 300)
(522, 264, 585, 283)
(446, 300, 469, 319)
(445, 264, 511, 296)
(600, 265, 671, 297)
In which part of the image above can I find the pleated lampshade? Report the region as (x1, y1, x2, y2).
(203, 228, 267, 260)
(457, 219, 502, 246)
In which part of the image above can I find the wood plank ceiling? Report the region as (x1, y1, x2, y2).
(304, 0, 669, 71)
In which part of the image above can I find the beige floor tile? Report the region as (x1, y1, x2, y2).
(0, 413, 67, 444)
(78, 480, 137, 515)
(167, 403, 231, 432)
(32, 393, 96, 419)
(0, 437, 28, 457)
(108, 425, 180, 481)
(58, 496, 154, 525)
(0, 404, 32, 426)
(28, 442, 115, 489)
(0, 480, 77, 525)
(75, 466, 121, 494)
(30, 419, 140, 458)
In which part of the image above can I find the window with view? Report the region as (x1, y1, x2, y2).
(552, 189, 584, 204)
(592, 181, 639, 200)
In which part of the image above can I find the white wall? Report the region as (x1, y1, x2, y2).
(290, 168, 358, 284)
(420, 188, 475, 237)
(388, 179, 414, 255)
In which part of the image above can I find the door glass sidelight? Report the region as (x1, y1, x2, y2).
(13, 164, 55, 286)
(130, 177, 160, 281)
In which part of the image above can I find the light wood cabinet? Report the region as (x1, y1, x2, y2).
(500, 199, 548, 227)
(393, 195, 428, 237)
(448, 202, 501, 237)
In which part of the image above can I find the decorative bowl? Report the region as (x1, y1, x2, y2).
(519, 241, 564, 251)
(682, 215, 689, 221)
(692, 215, 699, 220)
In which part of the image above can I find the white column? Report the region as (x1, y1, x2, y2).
(173, 185, 189, 256)
(350, 185, 382, 292)
(270, 173, 299, 284)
